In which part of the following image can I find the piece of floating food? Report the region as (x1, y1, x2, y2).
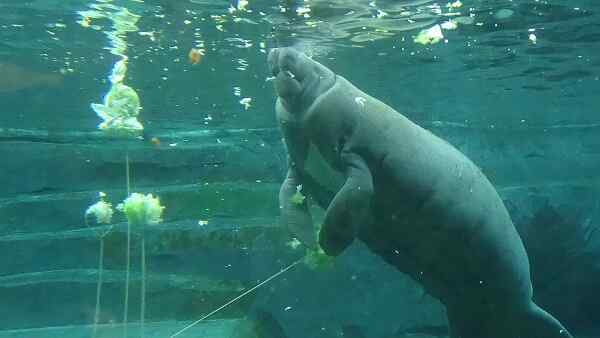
(117, 193, 165, 226)
(85, 196, 113, 225)
(80, 16, 92, 27)
(441, 20, 458, 30)
(229, 0, 249, 13)
(188, 48, 205, 65)
(150, 136, 161, 147)
(240, 97, 252, 110)
(447, 0, 463, 9)
(529, 33, 537, 44)
(91, 82, 144, 136)
(291, 185, 306, 205)
(414, 24, 444, 45)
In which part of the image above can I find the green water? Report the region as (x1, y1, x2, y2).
(0, 1, 598, 337)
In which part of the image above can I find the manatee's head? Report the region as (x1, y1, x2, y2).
(268, 47, 336, 114)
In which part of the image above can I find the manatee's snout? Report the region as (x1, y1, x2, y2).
(269, 48, 304, 102)
(269, 47, 336, 112)
(268, 47, 304, 79)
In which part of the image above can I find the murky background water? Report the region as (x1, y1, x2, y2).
(0, 1, 599, 337)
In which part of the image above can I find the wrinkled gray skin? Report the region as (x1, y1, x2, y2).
(269, 47, 572, 338)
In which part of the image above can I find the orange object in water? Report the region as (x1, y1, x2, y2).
(150, 137, 161, 147)
(188, 48, 204, 65)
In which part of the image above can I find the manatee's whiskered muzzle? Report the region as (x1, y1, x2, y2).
(275, 68, 302, 101)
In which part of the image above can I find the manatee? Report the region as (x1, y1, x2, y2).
(269, 47, 572, 338)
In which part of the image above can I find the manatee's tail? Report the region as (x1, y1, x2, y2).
(518, 302, 573, 338)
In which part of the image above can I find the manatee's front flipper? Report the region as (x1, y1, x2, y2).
(278, 123, 319, 249)
(279, 163, 318, 249)
(319, 152, 374, 256)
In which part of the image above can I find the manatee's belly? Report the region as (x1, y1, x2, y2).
(304, 142, 344, 194)
(360, 210, 532, 304)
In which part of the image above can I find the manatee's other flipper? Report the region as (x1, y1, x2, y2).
(278, 122, 319, 249)
(447, 301, 573, 338)
(319, 152, 374, 256)
(517, 302, 573, 338)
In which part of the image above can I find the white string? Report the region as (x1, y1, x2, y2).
(168, 259, 302, 338)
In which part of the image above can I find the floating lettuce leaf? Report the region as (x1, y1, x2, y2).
(291, 184, 306, 205)
(111, 7, 141, 33)
(98, 116, 144, 137)
(118, 193, 165, 227)
(109, 58, 128, 84)
(414, 24, 444, 45)
(85, 200, 113, 225)
(91, 82, 143, 136)
(303, 247, 334, 270)
(104, 83, 140, 116)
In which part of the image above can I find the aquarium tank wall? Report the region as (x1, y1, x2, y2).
(0, 0, 599, 338)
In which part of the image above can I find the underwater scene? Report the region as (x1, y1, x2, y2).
(0, 0, 599, 337)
